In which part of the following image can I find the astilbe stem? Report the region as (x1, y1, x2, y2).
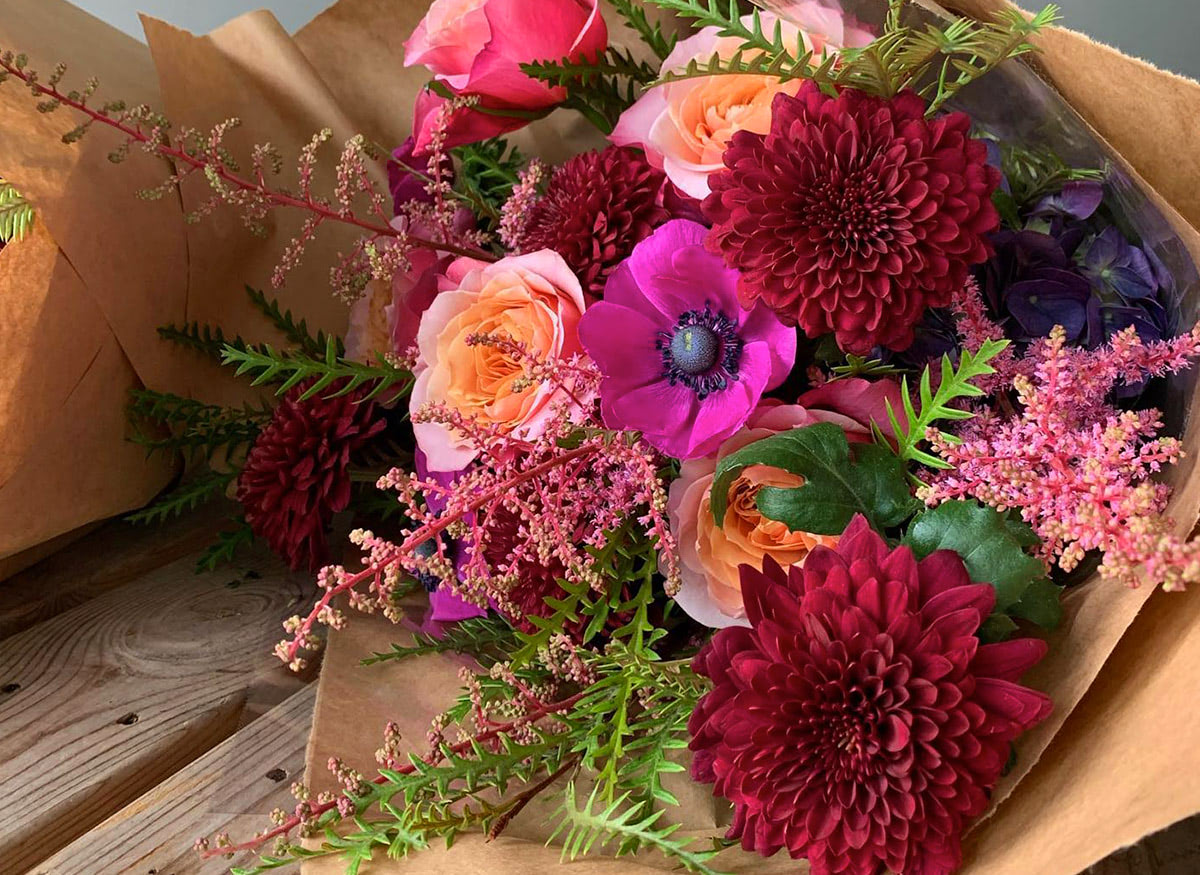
(197, 685, 590, 859)
(926, 295, 1200, 590)
(276, 345, 679, 670)
(0, 52, 496, 301)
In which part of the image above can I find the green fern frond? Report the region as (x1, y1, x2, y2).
(609, 0, 677, 59)
(550, 782, 727, 875)
(126, 469, 236, 526)
(362, 615, 516, 667)
(127, 389, 267, 462)
(652, 46, 836, 86)
(195, 520, 255, 573)
(881, 339, 1009, 470)
(158, 320, 252, 361)
(221, 335, 414, 403)
(245, 286, 344, 357)
(453, 137, 525, 222)
(0, 177, 34, 243)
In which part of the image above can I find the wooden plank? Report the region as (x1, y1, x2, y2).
(31, 683, 316, 875)
(0, 544, 315, 873)
(0, 500, 230, 639)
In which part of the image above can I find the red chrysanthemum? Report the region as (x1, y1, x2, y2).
(703, 83, 1001, 354)
(688, 516, 1051, 875)
(237, 383, 385, 572)
(514, 146, 672, 298)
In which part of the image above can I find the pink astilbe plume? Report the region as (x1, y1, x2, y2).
(924, 317, 1200, 591)
(274, 340, 680, 671)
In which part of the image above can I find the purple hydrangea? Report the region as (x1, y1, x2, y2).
(579, 220, 796, 460)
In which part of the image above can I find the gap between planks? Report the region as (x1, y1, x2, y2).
(31, 683, 316, 875)
(0, 540, 316, 873)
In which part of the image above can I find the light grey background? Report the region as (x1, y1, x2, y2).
(75, 0, 1200, 81)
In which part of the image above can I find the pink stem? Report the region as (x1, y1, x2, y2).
(200, 687, 589, 858)
(0, 57, 494, 262)
(285, 443, 602, 663)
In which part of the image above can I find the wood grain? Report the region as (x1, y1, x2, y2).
(0, 544, 313, 873)
(0, 500, 231, 639)
(31, 683, 316, 875)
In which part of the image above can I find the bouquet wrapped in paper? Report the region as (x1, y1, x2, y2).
(5, 1, 1200, 874)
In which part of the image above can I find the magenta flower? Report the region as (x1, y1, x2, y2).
(579, 220, 796, 459)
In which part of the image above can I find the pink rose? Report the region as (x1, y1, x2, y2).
(405, 0, 608, 152)
(410, 250, 589, 472)
(611, 5, 871, 198)
(667, 378, 901, 628)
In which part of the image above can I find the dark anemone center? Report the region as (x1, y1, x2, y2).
(656, 306, 744, 399)
(669, 325, 721, 375)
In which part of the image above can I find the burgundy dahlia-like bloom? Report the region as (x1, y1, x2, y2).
(704, 82, 1001, 354)
(513, 146, 672, 298)
(689, 516, 1051, 875)
(237, 383, 386, 572)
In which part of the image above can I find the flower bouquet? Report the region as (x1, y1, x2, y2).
(5, 0, 1200, 874)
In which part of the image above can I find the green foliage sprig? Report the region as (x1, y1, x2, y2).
(0, 177, 33, 243)
(453, 138, 525, 222)
(235, 645, 713, 875)
(998, 141, 1108, 207)
(157, 320, 252, 362)
(507, 524, 664, 668)
(362, 615, 517, 668)
(126, 469, 236, 526)
(245, 286, 344, 358)
(711, 423, 919, 537)
(551, 782, 724, 875)
(221, 335, 413, 403)
(195, 520, 255, 573)
(610, 0, 678, 60)
(640, 0, 1059, 114)
(882, 339, 1009, 470)
(128, 389, 269, 462)
(521, 46, 659, 132)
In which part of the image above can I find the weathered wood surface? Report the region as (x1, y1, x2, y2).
(32, 683, 316, 875)
(0, 501, 230, 639)
(0, 542, 314, 873)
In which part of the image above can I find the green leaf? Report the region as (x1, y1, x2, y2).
(221, 337, 413, 403)
(1009, 578, 1064, 629)
(125, 469, 235, 526)
(978, 613, 1019, 644)
(711, 423, 919, 536)
(0, 177, 34, 243)
(245, 285, 344, 357)
(195, 521, 255, 573)
(885, 339, 1008, 470)
(904, 500, 1047, 612)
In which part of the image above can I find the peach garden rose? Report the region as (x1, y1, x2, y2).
(410, 250, 589, 472)
(668, 378, 901, 628)
(610, 4, 871, 199)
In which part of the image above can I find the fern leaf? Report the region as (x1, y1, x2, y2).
(126, 469, 235, 526)
(245, 286, 344, 357)
(609, 0, 677, 59)
(886, 339, 1008, 467)
(195, 521, 255, 573)
(221, 336, 414, 403)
